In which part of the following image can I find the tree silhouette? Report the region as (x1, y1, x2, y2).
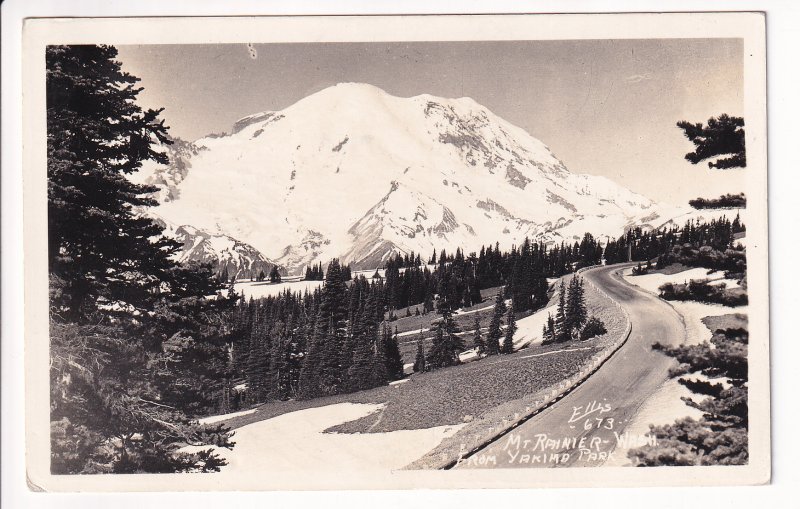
(677, 114, 746, 169)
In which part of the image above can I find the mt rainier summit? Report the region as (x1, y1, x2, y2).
(134, 83, 686, 275)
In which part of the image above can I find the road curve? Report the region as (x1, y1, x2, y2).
(457, 263, 684, 469)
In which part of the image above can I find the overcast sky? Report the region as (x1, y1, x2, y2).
(116, 39, 744, 206)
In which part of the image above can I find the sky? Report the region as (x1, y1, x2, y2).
(116, 39, 744, 206)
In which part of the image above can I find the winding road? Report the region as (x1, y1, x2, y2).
(457, 263, 685, 469)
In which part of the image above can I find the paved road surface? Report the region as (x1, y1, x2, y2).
(457, 263, 684, 469)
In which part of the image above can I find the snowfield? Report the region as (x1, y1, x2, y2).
(623, 267, 740, 295)
(233, 270, 397, 299)
(234, 279, 324, 300)
(184, 403, 463, 473)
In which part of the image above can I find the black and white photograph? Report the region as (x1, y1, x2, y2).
(16, 12, 770, 491)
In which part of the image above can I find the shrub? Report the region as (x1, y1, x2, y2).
(580, 316, 607, 341)
(658, 279, 748, 307)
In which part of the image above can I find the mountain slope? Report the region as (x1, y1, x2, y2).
(150, 214, 282, 280)
(137, 83, 688, 274)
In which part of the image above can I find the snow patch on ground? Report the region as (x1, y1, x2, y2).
(605, 377, 704, 467)
(185, 403, 463, 473)
(397, 327, 429, 338)
(513, 302, 557, 348)
(234, 279, 324, 300)
(622, 267, 738, 294)
(670, 301, 748, 345)
(452, 303, 496, 317)
(198, 408, 257, 425)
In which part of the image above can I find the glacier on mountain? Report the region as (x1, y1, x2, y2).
(134, 82, 693, 275)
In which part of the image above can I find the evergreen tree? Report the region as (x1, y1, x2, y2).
(315, 260, 349, 395)
(543, 313, 557, 344)
(269, 265, 282, 283)
(565, 276, 587, 337)
(246, 322, 270, 403)
(426, 310, 464, 370)
(677, 114, 746, 169)
(502, 304, 517, 354)
(472, 316, 486, 357)
(372, 324, 390, 386)
(423, 292, 434, 315)
(385, 327, 404, 381)
(346, 326, 375, 392)
(555, 281, 569, 342)
(47, 44, 180, 320)
(297, 317, 323, 399)
(486, 292, 507, 355)
(46, 45, 233, 473)
(413, 339, 427, 373)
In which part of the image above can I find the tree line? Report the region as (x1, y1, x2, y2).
(689, 193, 746, 210)
(228, 259, 404, 405)
(603, 215, 746, 276)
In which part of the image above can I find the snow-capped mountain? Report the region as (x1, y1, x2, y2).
(150, 214, 282, 280)
(136, 83, 690, 275)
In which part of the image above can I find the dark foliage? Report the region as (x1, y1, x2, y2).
(579, 317, 607, 341)
(689, 193, 746, 210)
(677, 114, 746, 169)
(630, 326, 748, 466)
(425, 310, 465, 370)
(501, 304, 517, 354)
(659, 280, 748, 307)
(47, 45, 235, 474)
(603, 216, 746, 276)
(486, 292, 507, 355)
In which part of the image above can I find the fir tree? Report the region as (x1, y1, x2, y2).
(426, 309, 464, 369)
(413, 339, 427, 373)
(677, 114, 746, 169)
(346, 326, 375, 392)
(385, 327, 404, 381)
(269, 265, 282, 283)
(555, 281, 569, 342)
(46, 45, 233, 473)
(372, 324, 390, 386)
(502, 304, 517, 354)
(472, 316, 486, 357)
(486, 292, 507, 355)
(246, 323, 270, 403)
(47, 45, 180, 320)
(543, 313, 557, 344)
(297, 317, 323, 399)
(565, 276, 587, 337)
